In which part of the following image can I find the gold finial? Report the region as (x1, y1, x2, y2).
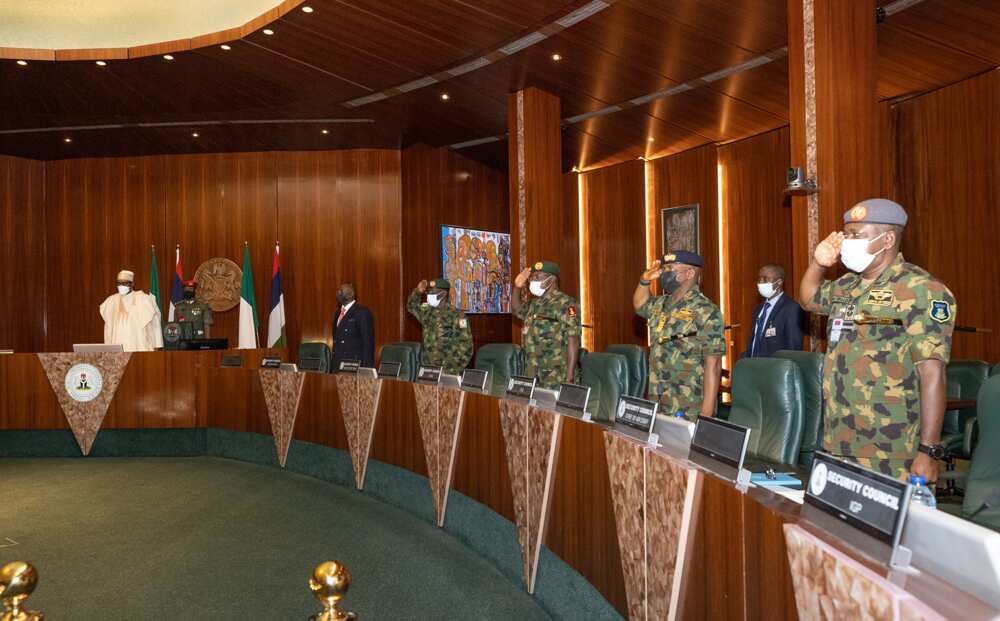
(308, 561, 355, 621)
(0, 561, 44, 621)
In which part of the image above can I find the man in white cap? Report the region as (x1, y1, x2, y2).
(99, 270, 164, 352)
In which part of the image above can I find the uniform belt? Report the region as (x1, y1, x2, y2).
(657, 331, 697, 344)
(853, 316, 903, 326)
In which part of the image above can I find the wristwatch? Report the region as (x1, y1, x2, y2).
(918, 443, 947, 460)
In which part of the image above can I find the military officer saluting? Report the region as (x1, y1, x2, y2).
(633, 251, 725, 419)
(512, 261, 581, 390)
(175, 279, 213, 339)
(799, 199, 955, 482)
(407, 278, 473, 375)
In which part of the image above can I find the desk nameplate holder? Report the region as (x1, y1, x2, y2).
(261, 357, 282, 369)
(505, 375, 536, 402)
(415, 365, 443, 385)
(555, 382, 592, 420)
(615, 395, 659, 448)
(377, 361, 402, 379)
(688, 415, 752, 486)
(802, 452, 914, 569)
(337, 359, 361, 374)
(459, 369, 489, 393)
(220, 355, 244, 368)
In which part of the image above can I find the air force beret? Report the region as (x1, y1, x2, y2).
(844, 199, 908, 226)
(429, 278, 451, 290)
(532, 260, 561, 276)
(662, 250, 703, 268)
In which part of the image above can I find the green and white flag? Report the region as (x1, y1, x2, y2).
(149, 245, 163, 322)
(238, 244, 259, 349)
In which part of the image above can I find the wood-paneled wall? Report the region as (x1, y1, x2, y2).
(0, 155, 46, 352)
(719, 128, 793, 361)
(400, 144, 510, 349)
(893, 69, 1000, 362)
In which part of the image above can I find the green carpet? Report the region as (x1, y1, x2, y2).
(0, 457, 552, 620)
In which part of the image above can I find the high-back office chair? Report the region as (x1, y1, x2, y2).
(605, 344, 647, 398)
(474, 344, 523, 397)
(298, 342, 332, 373)
(945, 360, 990, 458)
(378, 342, 421, 381)
(580, 352, 630, 423)
(728, 358, 805, 466)
(774, 350, 824, 469)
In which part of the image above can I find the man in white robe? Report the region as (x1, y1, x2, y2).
(99, 270, 163, 352)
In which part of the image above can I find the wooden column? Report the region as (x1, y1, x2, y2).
(507, 87, 563, 277)
(788, 0, 880, 299)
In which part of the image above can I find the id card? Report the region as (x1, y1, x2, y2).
(764, 326, 776, 338)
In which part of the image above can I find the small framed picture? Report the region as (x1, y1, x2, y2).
(661, 204, 700, 255)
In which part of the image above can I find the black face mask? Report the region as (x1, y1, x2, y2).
(336, 292, 351, 306)
(183, 290, 195, 300)
(659, 271, 682, 294)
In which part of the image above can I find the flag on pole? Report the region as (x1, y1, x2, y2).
(149, 245, 162, 317)
(238, 243, 259, 349)
(266, 243, 287, 348)
(168, 245, 184, 321)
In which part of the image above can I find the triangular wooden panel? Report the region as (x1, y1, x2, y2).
(412, 382, 443, 517)
(525, 407, 562, 593)
(436, 387, 466, 527)
(646, 450, 699, 621)
(604, 432, 647, 621)
(355, 376, 382, 489)
(498, 399, 531, 589)
(334, 374, 361, 486)
(259, 369, 306, 467)
(37, 353, 132, 456)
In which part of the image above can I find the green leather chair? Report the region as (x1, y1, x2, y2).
(581, 352, 630, 423)
(605, 344, 647, 398)
(945, 360, 990, 456)
(990, 363, 1000, 377)
(773, 350, 824, 470)
(474, 343, 523, 397)
(298, 342, 332, 373)
(961, 375, 1000, 530)
(728, 358, 805, 466)
(378, 341, 421, 381)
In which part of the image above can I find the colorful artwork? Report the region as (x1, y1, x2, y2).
(661, 204, 700, 255)
(441, 225, 511, 314)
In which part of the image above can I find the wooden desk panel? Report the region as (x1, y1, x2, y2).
(370, 379, 428, 478)
(0, 353, 64, 429)
(293, 373, 350, 451)
(451, 391, 516, 523)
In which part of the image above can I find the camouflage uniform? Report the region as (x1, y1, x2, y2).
(806, 253, 955, 479)
(638, 285, 726, 418)
(515, 290, 581, 389)
(407, 289, 473, 375)
(174, 298, 213, 338)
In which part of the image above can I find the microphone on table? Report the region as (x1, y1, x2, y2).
(968, 489, 1000, 520)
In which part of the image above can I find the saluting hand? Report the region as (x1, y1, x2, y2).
(514, 267, 532, 289)
(640, 260, 663, 282)
(417, 279, 429, 293)
(814, 231, 844, 267)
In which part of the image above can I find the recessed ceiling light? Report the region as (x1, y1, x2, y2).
(551, 53, 562, 61)
(647, 137, 654, 142)
(440, 93, 450, 101)
(95, 60, 107, 66)
(163, 54, 174, 60)
(63, 137, 72, 143)
(220, 44, 231, 50)
(321, 129, 329, 134)
(301, 5, 313, 12)
(16, 60, 28, 66)
(262, 29, 274, 35)
(191, 132, 199, 138)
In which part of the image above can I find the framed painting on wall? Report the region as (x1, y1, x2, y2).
(661, 204, 700, 255)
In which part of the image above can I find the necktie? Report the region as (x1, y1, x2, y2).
(752, 302, 770, 356)
(338, 307, 347, 325)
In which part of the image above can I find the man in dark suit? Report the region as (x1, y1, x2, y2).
(332, 282, 375, 369)
(741, 264, 804, 358)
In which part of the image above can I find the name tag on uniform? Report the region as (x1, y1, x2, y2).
(829, 318, 855, 344)
(765, 326, 776, 338)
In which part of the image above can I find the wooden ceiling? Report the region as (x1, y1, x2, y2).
(1, 0, 998, 171)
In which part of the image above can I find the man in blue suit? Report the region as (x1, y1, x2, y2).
(741, 264, 804, 358)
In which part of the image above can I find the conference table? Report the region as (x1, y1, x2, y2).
(0, 350, 996, 620)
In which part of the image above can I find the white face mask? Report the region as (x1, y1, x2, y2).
(757, 282, 776, 299)
(426, 293, 442, 308)
(840, 233, 886, 273)
(117, 285, 131, 295)
(528, 280, 548, 297)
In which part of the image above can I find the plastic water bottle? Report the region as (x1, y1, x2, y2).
(909, 475, 937, 509)
(674, 410, 686, 419)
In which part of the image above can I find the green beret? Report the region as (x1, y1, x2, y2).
(531, 260, 560, 277)
(429, 278, 451, 290)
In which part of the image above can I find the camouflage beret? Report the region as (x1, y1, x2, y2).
(663, 250, 703, 268)
(532, 260, 560, 276)
(844, 199, 908, 226)
(429, 278, 451, 290)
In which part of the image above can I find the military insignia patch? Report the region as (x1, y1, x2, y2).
(567, 305, 577, 317)
(929, 300, 952, 323)
(849, 205, 868, 221)
(672, 309, 694, 321)
(866, 289, 894, 307)
(534, 261, 543, 270)
(663, 253, 676, 262)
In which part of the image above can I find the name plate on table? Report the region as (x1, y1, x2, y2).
(615, 395, 658, 439)
(460, 369, 488, 392)
(377, 361, 402, 379)
(261, 357, 282, 369)
(416, 365, 442, 384)
(556, 382, 591, 415)
(220, 355, 244, 368)
(279, 363, 298, 373)
(338, 359, 361, 374)
(804, 452, 912, 567)
(506, 375, 537, 400)
(688, 416, 751, 484)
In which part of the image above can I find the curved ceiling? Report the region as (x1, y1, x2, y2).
(0, 0, 287, 49)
